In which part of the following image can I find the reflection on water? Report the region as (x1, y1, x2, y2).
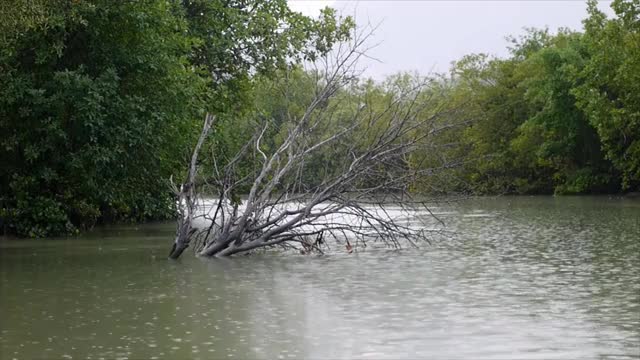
(1, 197, 639, 359)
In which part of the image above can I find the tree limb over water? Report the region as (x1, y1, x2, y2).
(168, 30, 463, 259)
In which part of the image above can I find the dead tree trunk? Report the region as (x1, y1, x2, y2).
(168, 30, 464, 259)
(168, 113, 215, 259)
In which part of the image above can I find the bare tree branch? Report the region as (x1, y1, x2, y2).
(168, 27, 464, 259)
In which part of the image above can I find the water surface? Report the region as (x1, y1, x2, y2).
(1, 196, 639, 359)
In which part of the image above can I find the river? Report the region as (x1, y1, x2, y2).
(1, 196, 639, 359)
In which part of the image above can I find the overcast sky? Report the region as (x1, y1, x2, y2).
(288, 0, 616, 79)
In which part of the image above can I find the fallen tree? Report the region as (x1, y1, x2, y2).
(168, 31, 465, 259)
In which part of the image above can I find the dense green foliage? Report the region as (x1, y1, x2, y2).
(1, 1, 204, 236)
(0, 0, 351, 236)
(576, 0, 640, 189)
(437, 0, 639, 194)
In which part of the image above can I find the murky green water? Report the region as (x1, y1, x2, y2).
(1, 197, 639, 359)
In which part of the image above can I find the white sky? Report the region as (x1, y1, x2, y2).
(288, 0, 616, 79)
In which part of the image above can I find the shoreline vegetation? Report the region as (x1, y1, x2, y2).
(1, 0, 638, 238)
(1, 193, 638, 242)
(1, 193, 638, 244)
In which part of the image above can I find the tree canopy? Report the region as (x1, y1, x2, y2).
(575, 0, 640, 189)
(0, 0, 352, 237)
(429, 1, 639, 195)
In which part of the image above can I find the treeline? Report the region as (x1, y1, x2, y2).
(230, 0, 639, 196)
(1, 0, 637, 237)
(440, 0, 639, 195)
